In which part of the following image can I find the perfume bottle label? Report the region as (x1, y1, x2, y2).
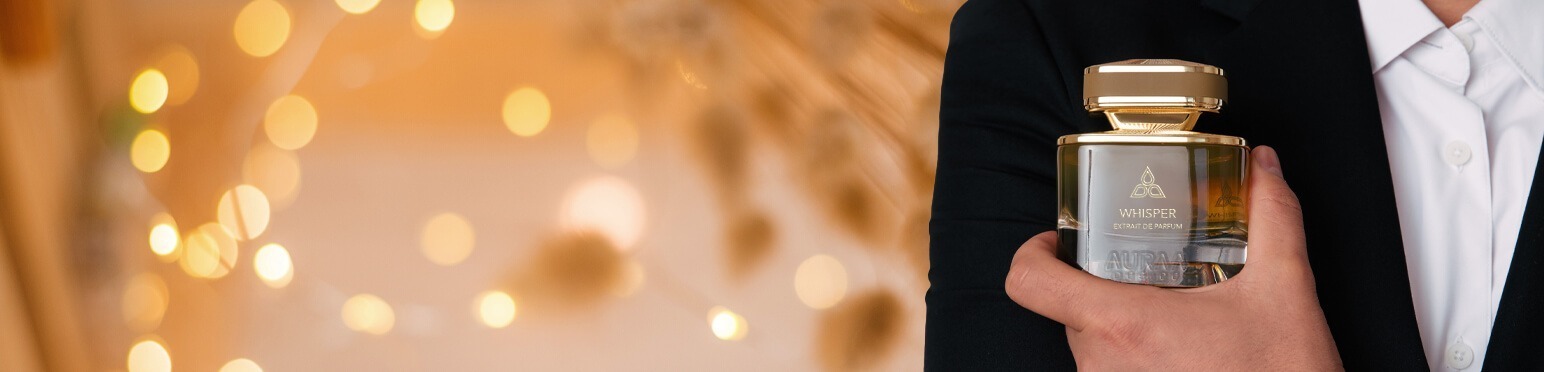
(1075, 146, 1197, 284)
(1058, 142, 1248, 287)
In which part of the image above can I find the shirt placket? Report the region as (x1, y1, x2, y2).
(1403, 24, 1495, 371)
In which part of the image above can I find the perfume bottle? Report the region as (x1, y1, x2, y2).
(1056, 59, 1248, 288)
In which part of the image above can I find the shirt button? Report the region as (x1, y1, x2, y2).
(1445, 141, 1472, 166)
(1447, 340, 1475, 369)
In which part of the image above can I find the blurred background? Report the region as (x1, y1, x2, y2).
(0, 0, 956, 370)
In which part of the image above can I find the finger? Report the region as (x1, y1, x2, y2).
(1004, 231, 1138, 331)
(1244, 146, 1310, 273)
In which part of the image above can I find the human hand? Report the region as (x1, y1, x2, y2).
(1004, 146, 1342, 371)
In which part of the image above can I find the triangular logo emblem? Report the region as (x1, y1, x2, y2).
(1130, 167, 1167, 198)
(1215, 178, 1243, 207)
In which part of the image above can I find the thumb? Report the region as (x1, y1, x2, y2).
(1005, 231, 1142, 331)
(1243, 146, 1310, 277)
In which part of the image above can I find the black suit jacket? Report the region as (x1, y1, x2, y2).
(926, 0, 1544, 370)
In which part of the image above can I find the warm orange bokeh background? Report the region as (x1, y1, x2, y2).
(0, 0, 958, 370)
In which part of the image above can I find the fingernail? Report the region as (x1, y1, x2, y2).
(1255, 146, 1283, 177)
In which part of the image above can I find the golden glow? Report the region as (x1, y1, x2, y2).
(501, 87, 551, 137)
(127, 339, 171, 372)
(129, 69, 169, 114)
(254, 243, 294, 288)
(586, 115, 639, 168)
(148, 213, 180, 259)
(476, 291, 517, 328)
(342, 293, 395, 335)
(708, 306, 748, 341)
(242, 143, 302, 209)
(220, 358, 263, 372)
(794, 254, 849, 309)
(335, 0, 380, 14)
(121, 273, 169, 332)
(153, 45, 200, 106)
(613, 260, 645, 297)
(233, 0, 291, 57)
(263, 95, 318, 150)
(675, 59, 708, 90)
(561, 176, 646, 250)
(180, 223, 239, 279)
(414, 0, 455, 33)
(217, 184, 271, 241)
(420, 212, 475, 266)
(130, 129, 171, 173)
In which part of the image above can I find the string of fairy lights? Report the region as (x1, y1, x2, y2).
(116, 0, 881, 371)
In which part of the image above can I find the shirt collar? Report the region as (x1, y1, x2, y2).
(1464, 0, 1544, 89)
(1357, 0, 1445, 73)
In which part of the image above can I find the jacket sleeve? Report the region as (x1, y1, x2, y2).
(926, 0, 1083, 369)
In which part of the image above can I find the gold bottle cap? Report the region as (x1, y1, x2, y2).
(1083, 59, 1226, 114)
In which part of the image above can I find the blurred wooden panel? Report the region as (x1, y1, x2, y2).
(0, 0, 91, 367)
(0, 0, 57, 66)
(0, 221, 44, 372)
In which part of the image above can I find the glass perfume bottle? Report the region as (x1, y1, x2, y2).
(1056, 59, 1248, 288)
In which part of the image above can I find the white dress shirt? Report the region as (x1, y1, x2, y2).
(1357, 0, 1544, 370)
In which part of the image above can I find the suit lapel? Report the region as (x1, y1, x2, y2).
(1202, 0, 1429, 368)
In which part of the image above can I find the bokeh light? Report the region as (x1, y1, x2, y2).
(242, 143, 302, 209)
(794, 254, 848, 309)
(560, 176, 646, 250)
(675, 60, 709, 90)
(59, 0, 949, 368)
(263, 95, 318, 150)
(586, 115, 639, 168)
(335, 0, 380, 14)
(501, 87, 551, 137)
(476, 291, 517, 329)
(129, 69, 168, 114)
(414, 0, 455, 34)
(708, 306, 748, 341)
(180, 223, 239, 279)
(152, 45, 200, 106)
(342, 293, 395, 335)
(130, 129, 171, 173)
(254, 243, 294, 288)
(147, 213, 180, 259)
(127, 339, 171, 372)
(217, 184, 271, 241)
(420, 212, 475, 266)
(220, 358, 264, 372)
(233, 0, 291, 57)
(121, 273, 169, 332)
(181, 227, 219, 277)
